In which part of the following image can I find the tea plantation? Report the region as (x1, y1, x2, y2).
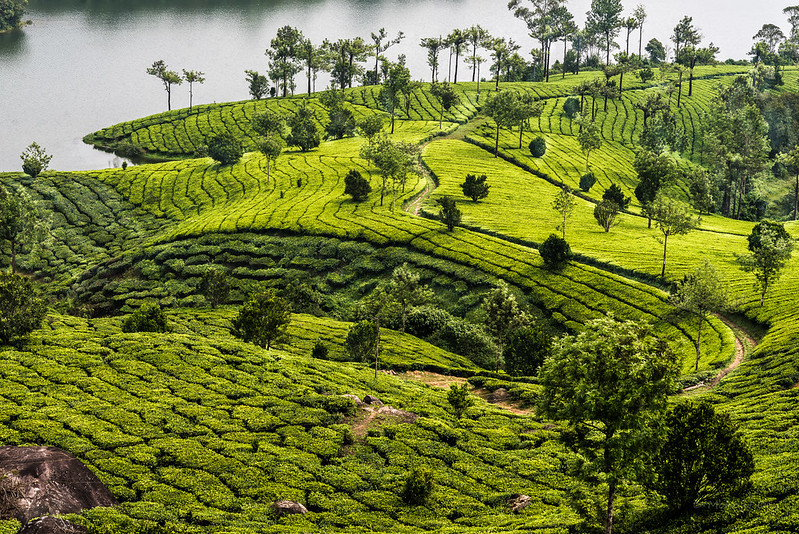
(1, 63, 798, 532)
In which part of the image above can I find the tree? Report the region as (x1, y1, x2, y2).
(245, 70, 269, 100)
(671, 261, 729, 370)
(602, 183, 630, 210)
(429, 81, 460, 128)
(671, 16, 700, 61)
(504, 326, 550, 376)
(552, 185, 575, 239)
(530, 136, 547, 157)
(182, 69, 205, 109)
(777, 145, 799, 220)
(507, 0, 569, 82)
(677, 43, 719, 98)
(487, 37, 520, 90)
(257, 135, 284, 181)
(634, 149, 677, 228)
(575, 114, 603, 173)
(539, 233, 573, 269)
(356, 115, 385, 147)
(346, 319, 378, 362)
(371, 28, 404, 84)
(586, 0, 623, 66)
(447, 383, 474, 419)
(266, 26, 303, 97)
(754, 24, 786, 56)
(147, 60, 182, 111)
(207, 133, 243, 165)
(200, 267, 231, 309)
(737, 221, 794, 306)
(19, 141, 52, 178)
(460, 173, 490, 202)
(252, 110, 285, 139)
(594, 200, 621, 232)
(465, 25, 490, 82)
(633, 4, 647, 58)
(654, 401, 754, 515)
(231, 289, 292, 349)
(538, 315, 680, 534)
(0, 0, 26, 32)
(437, 196, 461, 231)
(0, 271, 45, 345)
(322, 37, 369, 90)
(388, 263, 433, 333)
(482, 281, 529, 370)
(344, 169, 372, 201)
(298, 38, 322, 95)
(0, 184, 47, 273)
(483, 90, 522, 157)
(360, 135, 420, 212)
(286, 101, 321, 152)
(420, 36, 445, 82)
(121, 302, 170, 333)
(651, 194, 697, 278)
(645, 38, 666, 64)
(380, 59, 411, 134)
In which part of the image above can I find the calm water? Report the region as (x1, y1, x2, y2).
(0, 0, 787, 172)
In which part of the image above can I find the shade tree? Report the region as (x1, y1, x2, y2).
(460, 173, 490, 202)
(245, 70, 269, 100)
(538, 315, 680, 534)
(19, 141, 52, 178)
(736, 220, 794, 306)
(0, 184, 48, 273)
(437, 196, 461, 231)
(232, 289, 292, 350)
(651, 193, 697, 278)
(370, 28, 404, 84)
(0, 271, 45, 345)
(585, 0, 623, 65)
(266, 26, 304, 97)
(182, 69, 205, 109)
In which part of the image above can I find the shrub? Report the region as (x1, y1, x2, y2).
(231, 290, 292, 349)
(503, 326, 551, 376)
(460, 174, 490, 202)
(344, 170, 372, 202)
(0, 272, 46, 345)
(311, 339, 329, 359)
(594, 200, 621, 232)
(405, 305, 451, 338)
(401, 466, 434, 505)
(200, 267, 232, 308)
(529, 136, 546, 158)
(446, 383, 474, 419)
(539, 234, 572, 269)
(20, 142, 52, 178)
(345, 320, 378, 362)
(437, 196, 461, 231)
(325, 108, 356, 140)
(207, 133, 243, 165)
(579, 172, 596, 192)
(121, 302, 170, 333)
(563, 97, 580, 119)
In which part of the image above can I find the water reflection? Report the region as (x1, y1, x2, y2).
(0, 27, 27, 56)
(27, 0, 321, 16)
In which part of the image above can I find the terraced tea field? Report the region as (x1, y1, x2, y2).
(2, 63, 799, 533)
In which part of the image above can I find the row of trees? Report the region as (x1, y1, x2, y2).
(146, 60, 205, 111)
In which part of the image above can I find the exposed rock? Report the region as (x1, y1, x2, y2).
(487, 388, 510, 404)
(0, 446, 117, 524)
(508, 494, 531, 514)
(18, 517, 87, 534)
(271, 500, 308, 517)
(363, 394, 383, 405)
(376, 406, 417, 424)
(341, 394, 365, 406)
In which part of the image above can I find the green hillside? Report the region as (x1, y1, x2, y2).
(2, 63, 799, 533)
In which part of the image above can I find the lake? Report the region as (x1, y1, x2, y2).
(0, 0, 786, 172)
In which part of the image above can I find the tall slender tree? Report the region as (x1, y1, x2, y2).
(147, 60, 182, 111)
(586, 0, 623, 65)
(420, 36, 445, 82)
(465, 25, 490, 82)
(633, 4, 647, 58)
(266, 26, 304, 97)
(371, 28, 404, 84)
(182, 69, 205, 110)
(447, 29, 468, 83)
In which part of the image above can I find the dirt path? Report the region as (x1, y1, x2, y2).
(683, 314, 758, 393)
(404, 117, 490, 216)
(400, 371, 533, 415)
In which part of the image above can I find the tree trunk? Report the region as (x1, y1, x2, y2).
(374, 316, 381, 380)
(794, 172, 798, 220)
(392, 176, 396, 213)
(605, 479, 617, 534)
(472, 43, 478, 82)
(519, 123, 524, 149)
(167, 86, 172, 111)
(688, 66, 694, 96)
(454, 50, 459, 83)
(189, 84, 193, 109)
(694, 313, 704, 370)
(391, 110, 395, 134)
(639, 26, 643, 58)
(619, 72, 624, 94)
(677, 79, 683, 108)
(563, 39, 567, 79)
(401, 302, 406, 333)
(661, 234, 669, 278)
